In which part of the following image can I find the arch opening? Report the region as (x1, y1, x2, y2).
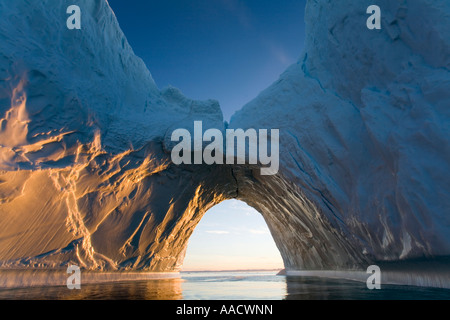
(181, 199, 284, 272)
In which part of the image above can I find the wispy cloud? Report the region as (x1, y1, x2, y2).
(269, 43, 291, 66)
(227, 226, 270, 236)
(219, 0, 254, 30)
(261, 38, 293, 66)
(206, 230, 230, 235)
(249, 229, 270, 235)
(229, 200, 259, 216)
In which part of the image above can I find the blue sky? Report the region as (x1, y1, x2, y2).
(107, 0, 306, 270)
(108, 0, 306, 120)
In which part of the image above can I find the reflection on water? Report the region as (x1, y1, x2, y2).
(0, 271, 450, 300)
(285, 276, 450, 300)
(0, 278, 183, 300)
(182, 271, 286, 300)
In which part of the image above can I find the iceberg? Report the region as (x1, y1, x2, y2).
(0, 0, 449, 288)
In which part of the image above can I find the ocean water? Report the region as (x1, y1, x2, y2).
(0, 271, 449, 300)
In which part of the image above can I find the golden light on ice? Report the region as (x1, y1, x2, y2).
(0, 77, 29, 169)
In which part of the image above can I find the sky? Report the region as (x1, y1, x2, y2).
(108, 0, 306, 120)
(182, 200, 283, 271)
(107, 0, 306, 271)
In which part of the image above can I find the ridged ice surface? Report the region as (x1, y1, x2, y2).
(0, 0, 449, 285)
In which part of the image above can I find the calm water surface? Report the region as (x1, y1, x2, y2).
(0, 271, 449, 300)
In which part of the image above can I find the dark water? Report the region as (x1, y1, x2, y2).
(0, 271, 449, 300)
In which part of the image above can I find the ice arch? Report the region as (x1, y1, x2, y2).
(181, 200, 284, 271)
(0, 0, 449, 276)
